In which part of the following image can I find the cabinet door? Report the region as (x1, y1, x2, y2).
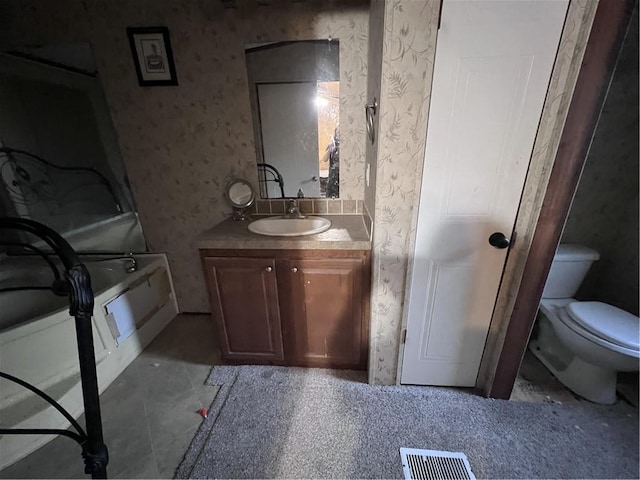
(203, 257, 284, 363)
(282, 257, 368, 369)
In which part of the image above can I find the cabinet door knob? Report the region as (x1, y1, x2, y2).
(265, 266, 272, 272)
(291, 267, 298, 273)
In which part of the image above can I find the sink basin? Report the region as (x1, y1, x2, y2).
(248, 216, 332, 237)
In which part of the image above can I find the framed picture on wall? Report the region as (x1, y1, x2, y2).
(127, 26, 178, 86)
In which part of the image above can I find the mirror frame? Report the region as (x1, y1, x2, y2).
(224, 178, 256, 209)
(244, 40, 340, 199)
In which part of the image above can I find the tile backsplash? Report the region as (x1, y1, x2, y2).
(252, 199, 363, 216)
(250, 198, 371, 239)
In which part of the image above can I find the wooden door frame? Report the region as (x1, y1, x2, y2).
(488, 0, 636, 399)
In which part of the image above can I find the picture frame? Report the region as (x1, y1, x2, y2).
(127, 26, 178, 86)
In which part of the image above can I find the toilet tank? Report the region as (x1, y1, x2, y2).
(542, 244, 600, 298)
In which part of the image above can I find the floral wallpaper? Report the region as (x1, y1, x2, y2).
(0, 0, 369, 312)
(368, 0, 441, 385)
(364, 0, 385, 219)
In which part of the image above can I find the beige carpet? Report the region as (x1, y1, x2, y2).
(177, 365, 639, 479)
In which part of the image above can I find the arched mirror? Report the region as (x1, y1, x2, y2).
(245, 40, 340, 199)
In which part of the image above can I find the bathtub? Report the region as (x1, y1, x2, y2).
(0, 253, 179, 469)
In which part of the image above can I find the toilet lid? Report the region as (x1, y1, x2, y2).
(567, 301, 640, 350)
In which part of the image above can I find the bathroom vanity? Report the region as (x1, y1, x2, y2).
(197, 215, 371, 370)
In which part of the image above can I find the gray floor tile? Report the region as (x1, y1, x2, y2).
(0, 435, 85, 479)
(0, 314, 226, 478)
(138, 364, 196, 406)
(152, 424, 199, 478)
(136, 356, 187, 388)
(112, 452, 159, 479)
(183, 363, 214, 388)
(144, 392, 204, 442)
(97, 369, 154, 473)
(149, 315, 219, 367)
(193, 382, 220, 409)
(99, 362, 141, 404)
(99, 376, 146, 426)
(138, 339, 190, 366)
(182, 362, 219, 407)
(100, 404, 154, 478)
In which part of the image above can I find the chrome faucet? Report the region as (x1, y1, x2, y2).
(284, 199, 305, 219)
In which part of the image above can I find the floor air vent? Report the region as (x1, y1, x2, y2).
(400, 448, 476, 480)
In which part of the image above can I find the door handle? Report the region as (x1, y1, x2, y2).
(488, 232, 510, 249)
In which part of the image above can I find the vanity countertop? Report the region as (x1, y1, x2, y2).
(196, 215, 371, 251)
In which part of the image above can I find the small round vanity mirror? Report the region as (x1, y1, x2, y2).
(225, 179, 255, 220)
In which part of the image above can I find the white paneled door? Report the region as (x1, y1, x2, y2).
(401, 0, 569, 386)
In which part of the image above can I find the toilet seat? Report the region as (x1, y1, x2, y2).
(566, 301, 639, 350)
(553, 306, 640, 358)
(539, 299, 640, 358)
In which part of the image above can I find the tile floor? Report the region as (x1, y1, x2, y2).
(0, 314, 221, 479)
(3, 315, 637, 478)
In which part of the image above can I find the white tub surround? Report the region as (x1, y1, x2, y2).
(0, 254, 178, 469)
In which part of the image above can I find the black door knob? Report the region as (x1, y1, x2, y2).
(489, 232, 510, 249)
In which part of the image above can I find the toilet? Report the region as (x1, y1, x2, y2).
(529, 244, 640, 404)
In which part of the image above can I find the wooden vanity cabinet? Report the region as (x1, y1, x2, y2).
(200, 249, 370, 370)
(280, 257, 368, 369)
(202, 256, 284, 364)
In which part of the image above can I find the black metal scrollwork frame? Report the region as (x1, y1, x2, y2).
(0, 147, 123, 214)
(257, 163, 285, 198)
(0, 217, 109, 479)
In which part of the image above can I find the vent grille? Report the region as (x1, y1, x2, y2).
(400, 448, 476, 480)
